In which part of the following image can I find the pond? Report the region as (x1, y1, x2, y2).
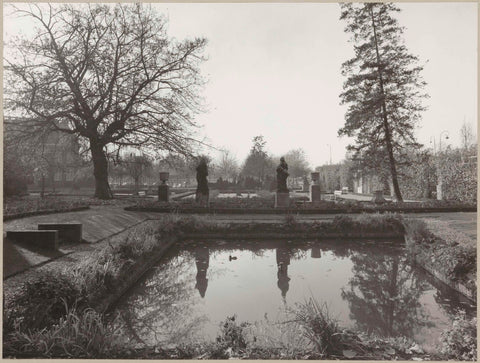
(113, 239, 475, 352)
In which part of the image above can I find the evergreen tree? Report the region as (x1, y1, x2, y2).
(338, 3, 428, 201)
(241, 136, 274, 184)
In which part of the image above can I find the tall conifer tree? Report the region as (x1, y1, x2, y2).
(339, 3, 428, 201)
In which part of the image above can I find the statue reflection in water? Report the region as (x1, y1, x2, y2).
(194, 247, 210, 298)
(276, 245, 292, 302)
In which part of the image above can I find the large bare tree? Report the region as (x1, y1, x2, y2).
(4, 4, 207, 199)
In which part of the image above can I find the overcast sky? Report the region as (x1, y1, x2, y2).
(3, 2, 477, 168)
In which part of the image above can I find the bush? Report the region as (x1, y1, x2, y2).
(4, 271, 86, 334)
(292, 298, 343, 356)
(440, 311, 477, 361)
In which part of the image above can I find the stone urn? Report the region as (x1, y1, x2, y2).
(311, 172, 320, 185)
(159, 171, 169, 185)
(372, 190, 386, 204)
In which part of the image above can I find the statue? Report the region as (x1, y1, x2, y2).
(195, 157, 209, 203)
(276, 157, 289, 192)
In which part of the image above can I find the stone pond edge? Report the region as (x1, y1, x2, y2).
(94, 225, 475, 314)
(404, 235, 476, 302)
(125, 206, 477, 214)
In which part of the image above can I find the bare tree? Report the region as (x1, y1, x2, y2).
(216, 149, 239, 182)
(283, 148, 311, 187)
(4, 3, 207, 199)
(123, 154, 152, 195)
(460, 121, 476, 150)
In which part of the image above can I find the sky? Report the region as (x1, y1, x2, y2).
(3, 2, 477, 168)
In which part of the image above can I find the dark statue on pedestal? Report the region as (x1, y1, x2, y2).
(276, 157, 289, 192)
(195, 158, 209, 203)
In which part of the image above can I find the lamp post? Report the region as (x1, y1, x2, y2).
(438, 130, 449, 153)
(327, 144, 332, 165)
(434, 131, 449, 200)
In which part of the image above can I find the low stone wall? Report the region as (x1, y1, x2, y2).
(125, 206, 476, 214)
(404, 235, 476, 302)
(182, 232, 404, 240)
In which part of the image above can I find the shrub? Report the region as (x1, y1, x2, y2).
(440, 311, 477, 361)
(216, 315, 249, 350)
(3, 271, 86, 334)
(292, 298, 343, 356)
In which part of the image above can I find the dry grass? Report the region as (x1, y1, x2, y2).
(4, 303, 126, 358)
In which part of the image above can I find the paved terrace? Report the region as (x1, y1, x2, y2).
(3, 205, 476, 282)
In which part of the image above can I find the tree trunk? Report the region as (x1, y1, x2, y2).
(41, 174, 45, 198)
(370, 6, 404, 202)
(90, 141, 113, 199)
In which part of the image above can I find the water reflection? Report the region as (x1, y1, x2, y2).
(311, 247, 321, 258)
(342, 252, 432, 338)
(195, 247, 209, 298)
(113, 239, 475, 349)
(276, 244, 292, 300)
(114, 251, 209, 346)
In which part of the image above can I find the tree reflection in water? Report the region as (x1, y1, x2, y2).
(113, 239, 473, 349)
(341, 248, 433, 339)
(116, 250, 209, 347)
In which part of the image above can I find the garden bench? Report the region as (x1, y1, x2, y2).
(38, 223, 83, 243)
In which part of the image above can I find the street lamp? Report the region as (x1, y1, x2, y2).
(327, 144, 332, 165)
(433, 130, 449, 201)
(430, 131, 449, 155)
(439, 130, 449, 153)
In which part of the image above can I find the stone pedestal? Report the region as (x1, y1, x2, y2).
(158, 184, 169, 202)
(372, 190, 386, 204)
(275, 192, 290, 208)
(311, 247, 321, 258)
(196, 192, 209, 207)
(310, 184, 321, 202)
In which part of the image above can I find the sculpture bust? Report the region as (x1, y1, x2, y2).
(276, 157, 289, 193)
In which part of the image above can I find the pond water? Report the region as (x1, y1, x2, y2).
(113, 239, 475, 352)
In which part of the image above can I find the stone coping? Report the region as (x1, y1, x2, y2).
(181, 232, 404, 240)
(125, 206, 476, 214)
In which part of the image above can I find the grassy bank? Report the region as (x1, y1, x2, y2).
(5, 296, 475, 360)
(404, 218, 476, 300)
(3, 220, 175, 357)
